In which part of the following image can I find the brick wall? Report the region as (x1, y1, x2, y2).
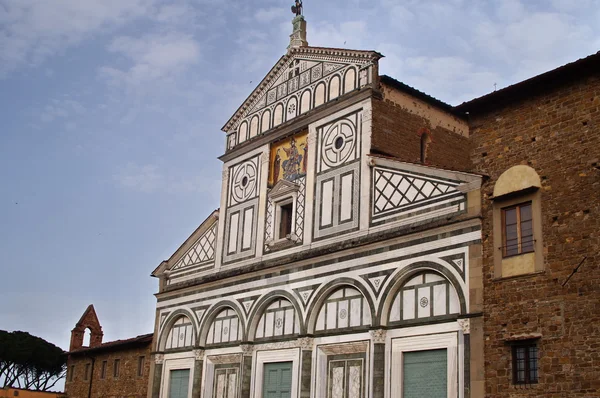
(371, 83, 473, 172)
(65, 344, 151, 398)
(469, 74, 600, 397)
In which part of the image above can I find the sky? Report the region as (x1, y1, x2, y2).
(0, 0, 599, 378)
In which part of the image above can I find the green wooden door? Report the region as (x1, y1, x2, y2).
(403, 349, 447, 398)
(263, 362, 292, 398)
(169, 369, 190, 398)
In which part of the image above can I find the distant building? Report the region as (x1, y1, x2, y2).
(146, 10, 599, 398)
(64, 305, 152, 398)
(0, 388, 64, 398)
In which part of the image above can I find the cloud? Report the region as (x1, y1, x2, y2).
(0, 0, 157, 78)
(254, 7, 286, 23)
(99, 32, 201, 87)
(40, 98, 86, 123)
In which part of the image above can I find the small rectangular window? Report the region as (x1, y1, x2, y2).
(100, 360, 107, 379)
(278, 202, 293, 239)
(138, 356, 145, 377)
(113, 359, 120, 378)
(512, 341, 538, 384)
(502, 202, 534, 257)
(68, 365, 75, 382)
(84, 363, 91, 381)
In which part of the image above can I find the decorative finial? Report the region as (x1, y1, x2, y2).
(288, 0, 308, 50)
(291, 0, 303, 17)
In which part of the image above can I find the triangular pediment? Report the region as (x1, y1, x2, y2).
(152, 209, 219, 277)
(268, 179, 299, 200)
(223, 47, 382, 147)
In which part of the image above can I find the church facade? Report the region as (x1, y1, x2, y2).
(148, 13, 485, 398)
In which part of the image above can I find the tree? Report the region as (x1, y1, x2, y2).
(0, 330, 66, 391)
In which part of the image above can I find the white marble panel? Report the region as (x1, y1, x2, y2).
(329, 75, 340, 100)
(344, 69, 356, 94)
(249, 116, 259, 138)
(326, 302, 337, 329)
(228, 213, 239, 254)
(389, 296, 401, 322)
(261, 110, 270, 133)
(449, 287, 460, 314)
(265, 312, 274, 337)
(350, 298, 361, 327)
(417, 286, 430, 318)
(242, 207, 253, 250)
(300, 90, 311, 114)
(274, 104, 284, 126)
(284, 308, 295, 335)
(433, 284, 447, 316)
(315, 83, 326, 107)
(403, 290, 415, 320)
(321, 179, 334, 227)
(338, 300, 349, 328)
(340, 173, 353, 222)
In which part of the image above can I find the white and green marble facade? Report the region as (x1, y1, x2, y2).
(150, 44, 482, 398)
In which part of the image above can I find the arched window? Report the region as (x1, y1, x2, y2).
(83, 328, 91, 347)
(255, 298, 300, 340)
(206, 308, 242, 346)
(315, 287, 371, 332)
(388, 272, 460, 324)
(165, 316, 195, 350)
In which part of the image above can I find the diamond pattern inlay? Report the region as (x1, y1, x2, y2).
(172, 223, 216, 270)
(373, 168, 458, 215)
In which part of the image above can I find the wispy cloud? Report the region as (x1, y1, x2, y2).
(0, 0, 157, 78)
(99, 32, 201, 87)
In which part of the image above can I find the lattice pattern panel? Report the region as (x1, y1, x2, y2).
(295, 176, 306, 238)
(172, 223, 216, 270)
(264, 199, 274, 247)
(373, 168, 459, 216)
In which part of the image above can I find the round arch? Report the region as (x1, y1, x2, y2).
(198, 300, 246, 347)
(306, 277, 376, 334)
(157, 309, 198, 351)
(246, 290, 305, 341)
(377, 262, 467, 327)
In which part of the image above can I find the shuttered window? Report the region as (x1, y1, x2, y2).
(403, 349, 447, 398)
(262, 362, 292, 398)
(169, 369, 190, 398)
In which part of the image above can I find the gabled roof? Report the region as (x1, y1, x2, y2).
(456, 50, 600, 113)
(221, 46, 382, 133)
(68, 333, 153, 355)
(151, 209, 219, 277)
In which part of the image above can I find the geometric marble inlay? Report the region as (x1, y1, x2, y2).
(373, 168, 458, 215)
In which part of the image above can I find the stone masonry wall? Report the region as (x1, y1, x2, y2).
(65, 344, 151, 398)
(469, 74, 600, 397)
(371, 83, 473, 172)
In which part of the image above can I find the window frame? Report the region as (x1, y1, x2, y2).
(84, 363, 91, 381)
(113, 358, 120, 379)
(138, 356, 145, 378)
(492, 189, 543, 279)
(68, 365, 75, 382)
(100, 360, 107, 379)
(511, 341, 539, 385)
(501, 201, 534, 258)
